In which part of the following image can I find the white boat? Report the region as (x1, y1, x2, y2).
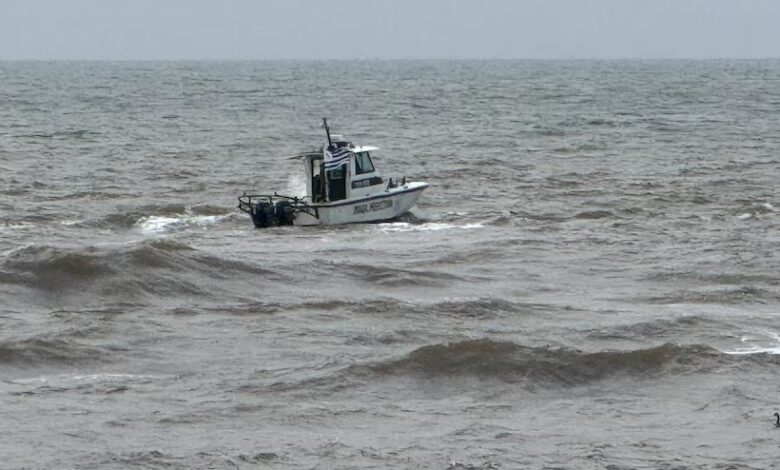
(238, 119, 428, 227)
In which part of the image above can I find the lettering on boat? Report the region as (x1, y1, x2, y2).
(353, 199, 393, 214)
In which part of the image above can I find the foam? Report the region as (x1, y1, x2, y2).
(722, 331, 780, 355)
(378, 222, 484, 233)
(8, 373, 175, 385)
(0, 222, 35, 232)
(135, 214, 225, 234)
(724, 345, 780, 355)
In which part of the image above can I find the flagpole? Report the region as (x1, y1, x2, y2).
(321, 118, 332, 202)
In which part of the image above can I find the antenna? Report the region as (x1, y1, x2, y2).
(322, 118, 333, 148)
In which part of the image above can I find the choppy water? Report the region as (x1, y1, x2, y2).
(1, 60, 779, 469)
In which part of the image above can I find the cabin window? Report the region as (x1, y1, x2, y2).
(354, 152, 375, 175)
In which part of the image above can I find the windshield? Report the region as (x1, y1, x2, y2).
(354, 152, 375, 174)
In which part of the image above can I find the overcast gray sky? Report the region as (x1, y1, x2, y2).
(1, 0, 778, 60)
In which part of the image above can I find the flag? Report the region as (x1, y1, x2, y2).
(323, 146, 351, 170)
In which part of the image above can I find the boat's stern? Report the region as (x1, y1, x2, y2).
(238, 193, 318, 228)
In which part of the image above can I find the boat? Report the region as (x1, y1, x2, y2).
(238, 119, 428, 228)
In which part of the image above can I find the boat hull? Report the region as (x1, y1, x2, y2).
(293, 182, 428, 226)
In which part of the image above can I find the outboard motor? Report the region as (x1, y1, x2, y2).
(274, 200, 295, 225)
(251, 202, 276, 228)
(239, 194, 309, 229)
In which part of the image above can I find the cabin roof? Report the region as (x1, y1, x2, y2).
(353, 145, 379, 153)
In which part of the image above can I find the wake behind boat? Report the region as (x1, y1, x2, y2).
(238, 119, 428, 228)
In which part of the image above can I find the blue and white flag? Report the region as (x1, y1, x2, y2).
(323, 146, 351, 170)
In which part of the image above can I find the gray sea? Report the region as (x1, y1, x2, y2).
(1, 60, 779, 469)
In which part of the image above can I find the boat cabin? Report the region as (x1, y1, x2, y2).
(300, 136, 386, 204)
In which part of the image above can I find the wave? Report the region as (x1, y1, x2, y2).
(15, 129, 100, 140)
(5, 372, 180, 396)
(88, 450, 279, 469)
(424, 298, 522, 318)
(640, 286, 779, 305)
(0, 240, 282, 296)
(365, 339, 730, 386)
(89, 204, 236, 231)
(0, 337, 108, 367)
(0, 245, 115, 287)
(736, 201, 776, 220)
(573, 210, 615, 220)
(722, 331, 780, 356)
(205, 297, 560, 325)
(586, 316, 711, 341)
(643, 271, 779, 286)
(377, 221, 484, 233)
(135, 214, 229, 234)
(316, 260, 468, 287)
(724, 345, 780, 355)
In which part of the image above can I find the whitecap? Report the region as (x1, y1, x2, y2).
(0, 222, 36, 232)
(59, 219, 85, 226)
(7, 373, 177, 385)
(724, 345, 780, 355)
(378, 222, 484, 233)
(1, 243, 35, 257)
(135, 214, 226, 234)
(722, 331, 780, 355)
